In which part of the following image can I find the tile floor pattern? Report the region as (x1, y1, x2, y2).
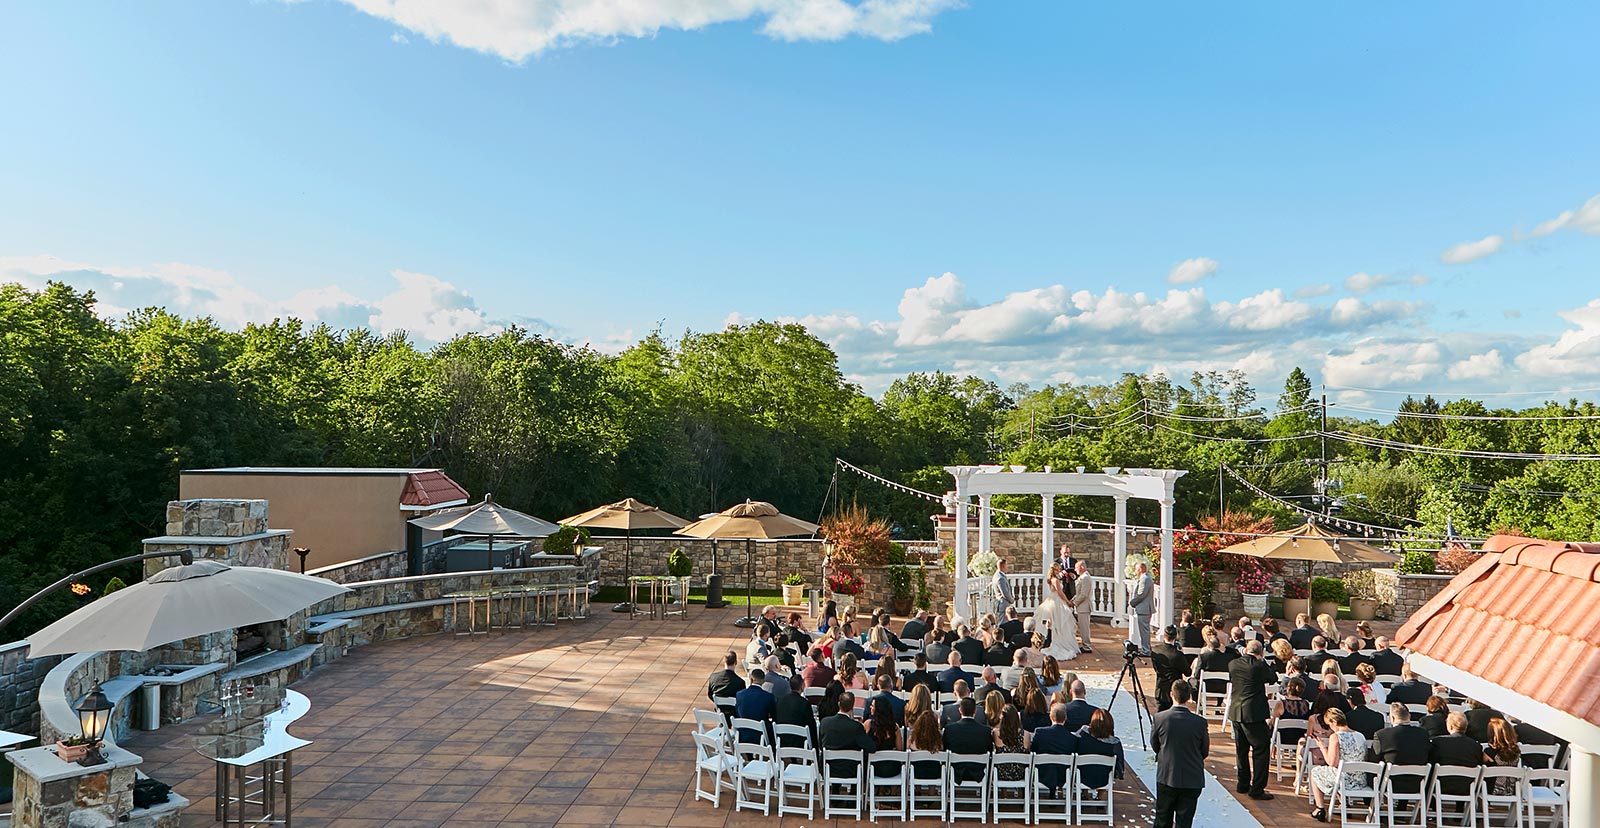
(123, 609, 1401, 828)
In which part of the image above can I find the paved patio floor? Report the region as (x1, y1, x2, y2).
(124, 608, 1399, 828)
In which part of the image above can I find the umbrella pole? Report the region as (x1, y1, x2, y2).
(734, 538, 758, 627)
(612, 528, 634, 613)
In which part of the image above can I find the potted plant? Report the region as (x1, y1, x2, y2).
(781, 572, 806, 606)
(886, 565, 914, 616)
(1343, 570, 1380, 621)
(1397, 549, 1436, 575)
(1310, 575, 1347, 619)
(1283, 578, 1310, 620)
(826, 568, 863, 618)
(1184, 564, 1216, 619)
(55, 734, 93, 764)
(666, 548, 693, 602)
(1235, 565, 1271, 618)
(915, 564, 932, 611)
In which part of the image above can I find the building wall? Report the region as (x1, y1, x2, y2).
(179, 473, 413, 570)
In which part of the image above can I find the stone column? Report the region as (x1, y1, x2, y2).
(6, 744, 141, 828)
(1158, 497, 1175, 630)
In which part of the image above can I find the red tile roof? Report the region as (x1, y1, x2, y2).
(1397, 534, 1600, 728)
(400, 471, 469, 507)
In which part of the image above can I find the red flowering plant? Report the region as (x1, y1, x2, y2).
(1234, 564, 1271, 594)
(1283, 579, 1310, 599)
(826, 568, 864, 596)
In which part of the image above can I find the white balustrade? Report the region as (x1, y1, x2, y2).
(1001, 574, 1116, 619)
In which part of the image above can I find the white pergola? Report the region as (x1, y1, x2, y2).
(947, 465, 1187, 631)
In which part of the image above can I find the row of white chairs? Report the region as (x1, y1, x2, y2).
(1313, 760, 1568, 828)
(693, 730, 1119, 824)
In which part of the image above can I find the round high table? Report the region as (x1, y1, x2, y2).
(195, 688, 313, 828)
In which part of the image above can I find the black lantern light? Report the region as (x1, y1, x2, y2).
(293, 547, 311, 573)
(75, 684, 114, 766)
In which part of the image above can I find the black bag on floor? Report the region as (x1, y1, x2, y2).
(133, 777, 171, 808)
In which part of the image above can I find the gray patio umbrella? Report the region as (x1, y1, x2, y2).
(408, 493, 561, 567)
(25, 560, 351, 658)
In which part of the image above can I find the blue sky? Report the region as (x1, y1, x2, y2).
(3, 1, 1599, 403)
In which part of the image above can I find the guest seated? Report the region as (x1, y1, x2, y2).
(998, 606, 1024, 641)
(1002, 649, 1030, 689)
(1316, 613, 1341, 647)
(867, 700, 905, 777)
(1368, 703, 1430, 786)
(941, 679, 985, 727)
(1189, 631, 1233, 693)
(1302, 636, 1335, 675)
(835, 622, 867, 661)
(770, 633, 796, 672)
(1369, 636, 1403, 676)
(1179, 609, 1206, 649)
(814, 627, 839, 661)
(907, 710, 944, 780)
(1271, 676, 1312, 726)
(952, 625, 985, 665)
(976, 666, 1012, 708)
(1317, 660, 1348, 699)
(1344, 687, 1384, 738)
(1040, 655, 1063, 696)
(801, 646, 836, 689)
(1308, 708, 1367, 822)
(735, 669, 776, 742)
(983, 693, 1012, 749)
(1385, 663, 1431, 706)
(1354, 620, 1377, 651)
(774, 674, 817, 747)
(983, 635, 1012, 667)
(903, 684, 934, 729)
(937, 651, 977, 693)
(1288, 612, 1317, 651)
(1338, 636, 1372, 675)
(901, 609, 930, 642)
(1073, 708, 1127, 790)
(942, 697, 993, 781)
(1062, 679, 1098, 732)
(931, 613, 956, 646)
(1463, 698, 1505, 743)
(746, 626, 773, 668)
(761, 656, 791, 698)
(924, 630, 953, 664)
(991, 707, 1029, 781)
(1353, 663, 1386, 704)
(1483, 718, 1522, 795)
(1266, 638, 1295, 676)
(867, 671, 906, 724)
(1429, 712, 1484, 797)
(818, 693, 875, 775)
(1418, 694, 1451, 738)
(1261, 616, 1286, 643)
(1015, 669, 1050, 732)
(707, 650, 746, 717)
(816, 599, 839, 635)
(1030, 702, 1079, 796)
(874, 651, 899, 685)
(837, 652, 868, 691)
(902, 653, 938, 694)
(783, 611, 813, 653)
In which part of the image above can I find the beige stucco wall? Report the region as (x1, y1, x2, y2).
(179, 473, 411, 570)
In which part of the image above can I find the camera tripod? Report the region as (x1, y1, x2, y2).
(1110, 650, 1154, 750)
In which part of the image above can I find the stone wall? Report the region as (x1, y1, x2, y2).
(308, 550, 411, 583)
(932, 525, 1161, 574)
(0, 641, 62, 735)
(590, 536, 826, 589)
(1391, 572, 1455, 620)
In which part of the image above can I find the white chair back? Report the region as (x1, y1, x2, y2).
(867, 749, 911, 821)
(1334, 760, 1383, 827)
(1476, 765, 1526, 827)
(1430, 765, 1481, 828)
(906, 749, 949, 820)
(822, 749, 866, 819)
(733, 741, 778, 815)
(771, 723, 811, 750)
(1072, 754, 1116, 826)
(988, 752, 1032, 822)
(946, 752, 991, 821)
(1031, 754, 1075, 823)
(730, 716, 769, 745)
(1524, 767, 1569, 828)
(1378, 763, 1430, 828)
(692, 731, 737, 807)
(775, 745, 820, 818)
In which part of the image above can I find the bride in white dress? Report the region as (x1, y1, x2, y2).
(1035, 563, 1081, 661)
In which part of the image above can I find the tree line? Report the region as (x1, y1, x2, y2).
(4, 280, 1598, 634)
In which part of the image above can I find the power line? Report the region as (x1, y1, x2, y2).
(1325, 384, 1600, 398)
(1330, 402, 1600, 422)
(1323, 431, 1600, 462)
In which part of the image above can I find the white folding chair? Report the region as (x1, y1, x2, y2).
(947, 752, 991, 821)
(692, 731, 738, 807)
(867, 750, 910, 822)
(694, 708, 730, 747)
(1198, 672, 1230, 723)
(1031, 754, 1075, 823)
(776, 745, 821, 817)
(733, 741, 778, 814)
(1430, 765, 1481, 827)
(1518, 744, 1558, 769)
(712, 694, 737, 715)
(772, 723, 812, 751)
(989, 751, 1032, 822)
(731, 716, 769, 746)
(1333, 760, 1383, 827)
(1272, 719, 1308, 782)
(1072, 754, 1116, 826)
(907, 750, 949, 820)
(1523, 767, 1569, 828)
(802, 686, 826, 700)
(1477, 766, 1526, 828)
(1378, 763, 1430, 828)
(822, 749, 866, 819)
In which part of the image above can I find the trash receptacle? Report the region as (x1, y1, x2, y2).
(704, 573, 727, 608)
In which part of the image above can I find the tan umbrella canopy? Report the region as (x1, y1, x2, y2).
(677, 500, 821, 626)
(1219, 520, 1402, 583)
(26, 560, 351, 658)
(561, 498, 689, 613)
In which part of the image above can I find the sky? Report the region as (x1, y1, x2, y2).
(3, 1, 1600, 408)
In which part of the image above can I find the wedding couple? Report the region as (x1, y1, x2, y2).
(994, 554, 1089, 661)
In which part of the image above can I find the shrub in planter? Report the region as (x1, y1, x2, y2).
(1184, 564, 1215, 618)
(1343, 569, 1380, 620)
(1396, 550, 1436, 575)
(886, 565, 914, 614)
(1310, 576, 1348, 605)
(667, 548, 693, 578)
(543, 525, 591, 555)
(1283, 579, 1310, 600)
(915, 565, 932, 611)
(781, 572, 806, 604)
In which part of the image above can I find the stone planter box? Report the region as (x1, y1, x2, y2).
(1283, 597, 1309, 620)
(1312, 600, 1340, 620)
(1349, 598, 1378, 621)
(782, 584, 806, 606)
(1241, 592, 1269, 618)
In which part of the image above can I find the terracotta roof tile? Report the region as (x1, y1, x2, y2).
(1397, 534, 1600, 730)
(400, 471, 470, 508)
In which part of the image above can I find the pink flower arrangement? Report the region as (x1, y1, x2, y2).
(827, 568, 863, 596)
(1283, 579, 1309, 599)
(1235, 566, 1271, 594)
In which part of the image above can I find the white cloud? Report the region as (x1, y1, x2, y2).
(1323, 339, 1447, 388)
(1503, 309, 1522, 319)
(1530, 194, 1600, 237)
(1446, 349, 1505, 381)
(1343, 272, 1391, 294)
(1166, 257, 1218, 285)
(1440, 234, 1503, 265)
(333, 0, 961, 62)
(0, 255, 507, 345)
(1515, 299, 1600, 378)
(1294, 283, 1333, 298)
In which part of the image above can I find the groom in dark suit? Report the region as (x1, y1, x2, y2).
(1152, 680, 1209, 828)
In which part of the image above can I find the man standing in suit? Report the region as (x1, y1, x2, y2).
(707, 651, 745, 718)
(1061, 679, 1098, 732)
(993, 558, 1015, 616)
(941, 697, 993, 783)
(1152, 680, 1209, 828)
(1150, 625, 1185, 712)
(1288, 613, 1318, 651)
(774, 675, 817, 747)
(1227, 640, 1275, 800)
(937, 651, 975, 693)
(1369, 704, 1431, 791)
(1030, 703, 1080, 796)
(1369, 636, 1403, 677)
(1072, 560, 1094, 652)
(1129, 561, 1154, 655)
(735, 669, 776, 742)
(1057, 544, 1081, 574)
(818, 694, 875, 777)
(1430, 712, 1485, 797)
(901, 610, 930, 642)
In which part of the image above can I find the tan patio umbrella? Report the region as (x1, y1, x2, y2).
(409, 493, 561, 569)
(677, 500, 821, 626)
(25, 560, 351, 658)
(560, 498, 688, 613)
(1219, 520, 1402, 595)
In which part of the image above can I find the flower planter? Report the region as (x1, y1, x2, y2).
(891, 597, 913, 616)
(1282, 597, 1309, 620)
(1348, 597, 1378, 621)
(782, 584, 806, 606)
(1312, 600, 1341, 620)
(55, 740, 90, 763)
(1241, 592, 1269, 618)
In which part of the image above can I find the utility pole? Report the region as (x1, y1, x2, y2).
(1319, 391, 1329, 516)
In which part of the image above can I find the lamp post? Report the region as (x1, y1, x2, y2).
(293, 547, 311, 573)
(75, 684, 114, 766)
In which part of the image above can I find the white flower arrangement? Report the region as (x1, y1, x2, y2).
(1123, 551, 1153, 580)
(969, 550, 1000, 578)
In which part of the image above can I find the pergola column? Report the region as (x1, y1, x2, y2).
(977, 494, 992, 556)
(1158, 497, 1176, 630)
(1040, 494, 1054, 575)
(1112, 495, 1128, 625)
(1574, 747, 1599, 828)
(954, 482, 970, 621)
